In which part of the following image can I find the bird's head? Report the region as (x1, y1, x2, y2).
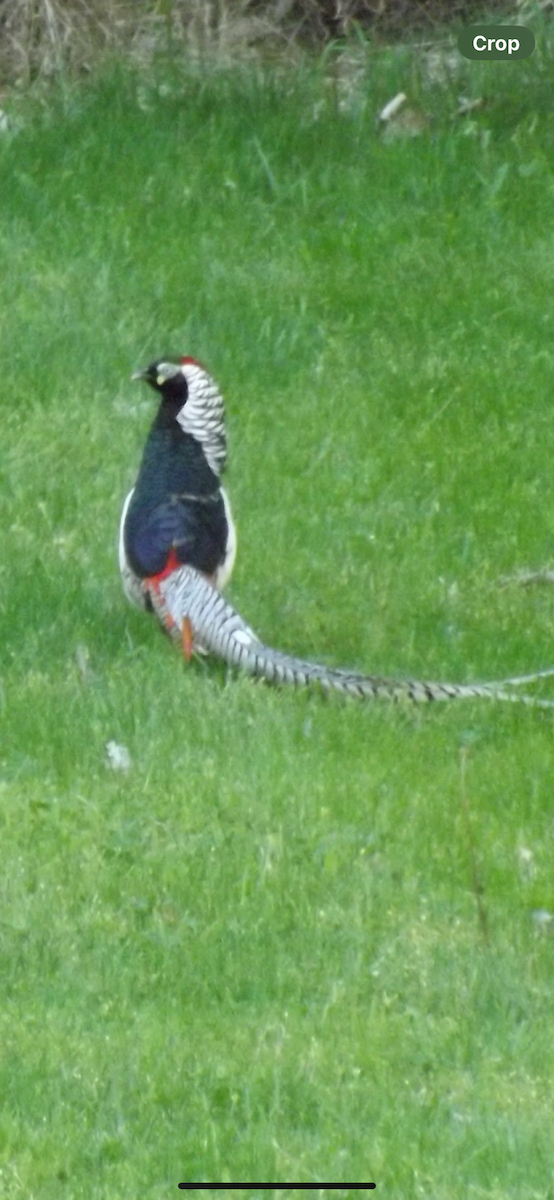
(132, 354, 227, 477)
(131, 356, 202, 406)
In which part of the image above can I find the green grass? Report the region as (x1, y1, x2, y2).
(2, 24, 554, 1196)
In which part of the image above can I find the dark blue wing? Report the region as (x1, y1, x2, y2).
(124, 494, 229, 578)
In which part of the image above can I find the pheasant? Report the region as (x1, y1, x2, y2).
(119, 357, 554, 707)
(119, 356, 236, 659)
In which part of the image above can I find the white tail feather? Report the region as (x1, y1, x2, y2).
(143, 564, 554, 709)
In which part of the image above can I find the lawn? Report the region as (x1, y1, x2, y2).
(1, 21, 554, 1197)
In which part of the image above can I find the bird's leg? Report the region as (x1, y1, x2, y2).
(143, 551, 184, 637)
(181, 616, 194, 662)
(143, 575, 195, 660)
(143, 576, 176, 636)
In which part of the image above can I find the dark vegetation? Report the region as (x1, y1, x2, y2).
(0, 0, 526, 84)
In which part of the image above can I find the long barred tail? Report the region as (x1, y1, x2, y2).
(144, 565, 554, 708)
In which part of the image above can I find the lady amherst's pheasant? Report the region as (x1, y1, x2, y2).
(119, 356, 554, 707)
